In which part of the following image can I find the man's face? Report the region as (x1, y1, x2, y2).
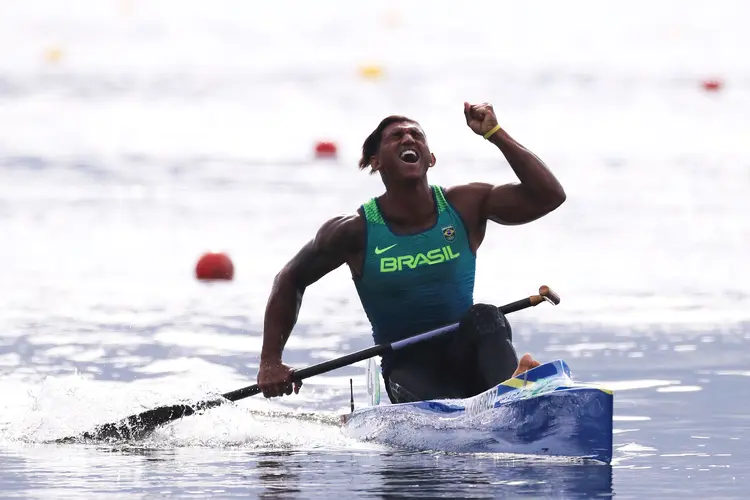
(374, 121, 434, 181)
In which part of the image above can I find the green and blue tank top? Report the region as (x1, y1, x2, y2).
(353, 185, 476, 367)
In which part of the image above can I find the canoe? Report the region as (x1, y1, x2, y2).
(341, 359, 613, 463)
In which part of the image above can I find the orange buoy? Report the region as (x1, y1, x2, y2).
(701, 79, 723, 92)
(195, 252, 234, 281)
(314, 141, 338, 159)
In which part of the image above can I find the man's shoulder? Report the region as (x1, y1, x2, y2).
(441, 183, 495, 233)
(314, 211, 365, 251)
(321, 210, 365, 229)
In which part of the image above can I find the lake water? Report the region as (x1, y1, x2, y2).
(1, 0, 748, 498)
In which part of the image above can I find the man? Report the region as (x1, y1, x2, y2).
(258, 101, 566, 403)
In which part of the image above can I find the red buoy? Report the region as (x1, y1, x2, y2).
(314, 141, 338, 159)
(701, 79, 723, 92)
(195, 252, 234, 281)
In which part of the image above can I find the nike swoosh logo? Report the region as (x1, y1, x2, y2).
(374, 244, 398, 255)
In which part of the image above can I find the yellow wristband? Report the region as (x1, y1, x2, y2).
(483, 124, 502, 140)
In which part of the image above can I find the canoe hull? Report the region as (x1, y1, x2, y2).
(342, 360, 613, 463)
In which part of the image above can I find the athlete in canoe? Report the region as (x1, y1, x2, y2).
(258, 102, 566, 402)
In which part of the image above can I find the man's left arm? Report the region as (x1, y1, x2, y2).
(458, 102, 566, 225)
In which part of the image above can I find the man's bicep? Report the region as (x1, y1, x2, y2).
(283, 217, 352, 288)
(285, 240, 344, 288)
(484, 183, 552, 225)
(449, 181, 560, 227)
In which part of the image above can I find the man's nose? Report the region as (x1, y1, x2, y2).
(401, 133, 417, 144)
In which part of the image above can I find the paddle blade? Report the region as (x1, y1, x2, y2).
(56, 398, 224, 443)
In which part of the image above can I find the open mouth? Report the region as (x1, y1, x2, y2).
(399, 149, 420, 164)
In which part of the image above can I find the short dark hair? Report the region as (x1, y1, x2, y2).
(358, 115, 417, 174)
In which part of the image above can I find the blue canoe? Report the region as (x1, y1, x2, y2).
(342, 360, 613, 464)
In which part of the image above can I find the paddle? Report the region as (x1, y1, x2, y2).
(58, 285, 559, 443)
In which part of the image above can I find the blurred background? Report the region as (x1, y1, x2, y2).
(0, 0, 748, 497)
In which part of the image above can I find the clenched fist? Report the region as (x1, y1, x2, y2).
(463, 101, 501, 138)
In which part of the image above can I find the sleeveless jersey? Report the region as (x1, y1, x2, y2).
(353, 185, 476, 368)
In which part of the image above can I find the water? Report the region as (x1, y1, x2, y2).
(1, 0, 749, 497)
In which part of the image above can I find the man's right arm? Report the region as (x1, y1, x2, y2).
(258, 214, 362, 397)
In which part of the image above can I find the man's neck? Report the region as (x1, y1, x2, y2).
(380, 180, 434, 225)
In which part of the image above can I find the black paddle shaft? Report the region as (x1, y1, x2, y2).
(60, 287, 558, 443)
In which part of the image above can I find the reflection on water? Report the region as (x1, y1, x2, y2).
(256, 452, 303, 499)
(370, 453, 614, 498)
(0, 446, 614, 499)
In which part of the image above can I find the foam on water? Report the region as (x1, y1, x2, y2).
(0, 374, 374, 454)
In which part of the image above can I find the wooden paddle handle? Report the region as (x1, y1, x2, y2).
(539, 285, 560, 305)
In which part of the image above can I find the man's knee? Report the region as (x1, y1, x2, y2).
(460, 303, 512, 341)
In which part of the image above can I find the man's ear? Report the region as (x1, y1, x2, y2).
(370, 156, 380, 172)
(428, 153, 437, 168)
